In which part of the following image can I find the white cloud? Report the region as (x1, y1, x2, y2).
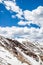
(12, 15, 16, 18)
(23, 6, 43, 27)
(0, 26, 43, 43)
(24, 10, 33, 21)
(4, 1, 20, 12)
(1, 0, 43, 27)
(2, 0, 23, 19)
(0, 0, 2, 3)
(16, 13, 23, 19)
(18, 20, 32, 26)
(0, 0, 43, 43)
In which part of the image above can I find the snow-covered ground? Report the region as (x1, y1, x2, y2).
(0, 36, 43, 65)
(0, 47, 28, 65)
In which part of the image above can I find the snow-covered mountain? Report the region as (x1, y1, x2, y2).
(0, 36, 43, 65)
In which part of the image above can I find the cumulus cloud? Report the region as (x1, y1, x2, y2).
(23, 6, 43, 27)
(0, 0, 43, 27)
(0, 0, 43, 43)
(0, 26, 43, 43)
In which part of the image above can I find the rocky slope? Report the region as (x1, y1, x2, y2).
(0, 36, 43, 65)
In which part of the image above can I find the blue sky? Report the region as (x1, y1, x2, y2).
(16, 0, 43, 10)
(0, 0, 43, 27)
(0, 0, 43, 42)
(0, 3, 19, 27)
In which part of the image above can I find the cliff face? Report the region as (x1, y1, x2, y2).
(0, 36, 43, 65)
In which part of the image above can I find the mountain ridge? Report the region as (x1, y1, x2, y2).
(0, 35, 43, 65)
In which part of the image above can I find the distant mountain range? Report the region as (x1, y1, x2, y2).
(0, 35, 43, 65)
